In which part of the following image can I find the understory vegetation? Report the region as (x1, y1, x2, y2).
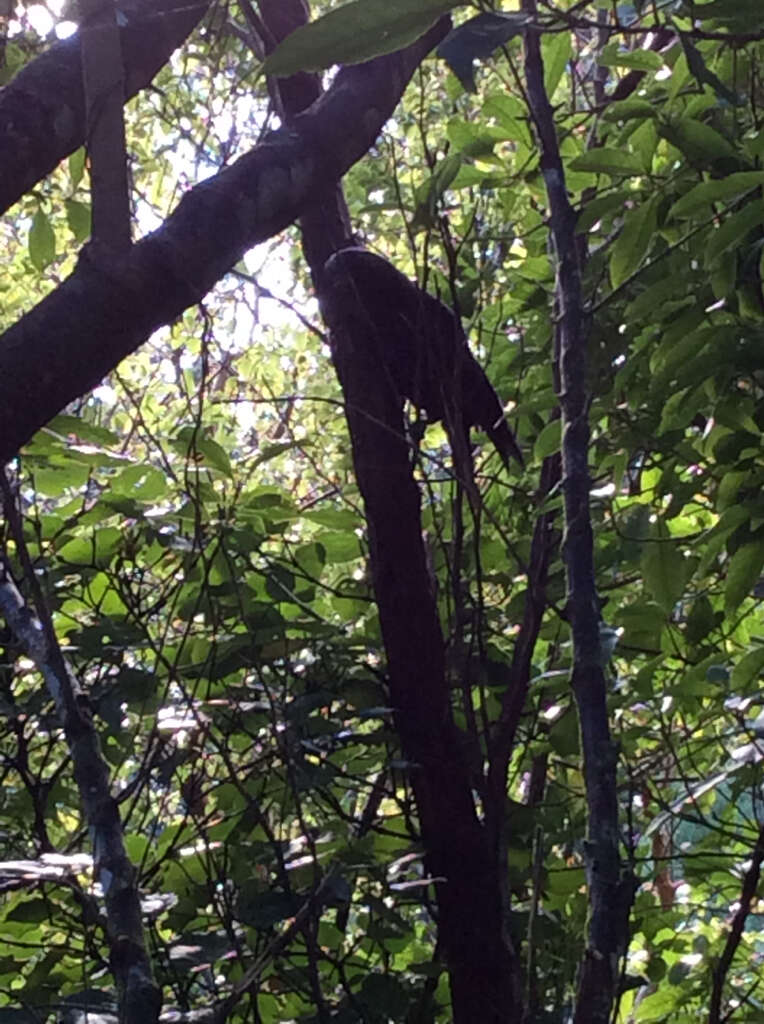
(1, 1, 763, 1021)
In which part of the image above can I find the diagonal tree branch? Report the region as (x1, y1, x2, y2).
(0, 0, 210, 216)
(0, 471, 160, 1024)
(0, 18, 449, 466)
(709, 823, 764, 1024)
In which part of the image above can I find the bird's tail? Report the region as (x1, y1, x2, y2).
(487, 417, 524, 469)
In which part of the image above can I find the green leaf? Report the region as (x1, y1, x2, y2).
(31, 463, 91, 496)
(667, 960, 692, 986)
(610, 195, 658, 289)
(111, 465, 169, 501)
(704, 199, 764, 266)
(413, 152, 463, 222)
(634, 656, 664, 697)
(437, 12, 530, 93)
(46, 414, 119, 447)
(568, 149, 645, 177)
(598, 47, 663, 73)
(709, 248, 736, 299)
(725, 538, 764, 611)
(57, 527, 122, 567)
(264, 0, 454, 77)
(304, 508, 360, 530)
(731, 646, 764, 690)
(629, 117, 658, 173)
(576, 191, 630, 233)
(195, 437, 233, 477)
(28, 209, 56, 270)
(658, 387, 697, 434)
(265, 565, 296, 602)
(319, 532, 361, 563)
(533, 420, 560, 460)
(481, 93, 531, 142)
(253, 441, 302, 467)
(641, 543, 689, 614)
(659, 118, 740, 170)
(173, 430, 233, 476)
(65, 199, 91, 242)
(693, 0, 764, 26)
(68, 147, 86, 189)
(649, 317, 708, 379)
(602, 99, 659, 123)
(549, 713, 579, 757)
(542, 29, 571, 98)
(666, 52, 691, 103)
(685, 596, 716, 645)
(667, 172, 764, 218)
(5, 898, 50, 923)
(360, 974, 410, 1018)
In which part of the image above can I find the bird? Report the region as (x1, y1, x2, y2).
(320, 247, 523, 469)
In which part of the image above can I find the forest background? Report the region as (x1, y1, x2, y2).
(0, 1, 763, 1022)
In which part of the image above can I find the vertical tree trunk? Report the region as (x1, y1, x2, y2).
(257, 4, 522, 1016)
(329, 320, 522, 1022)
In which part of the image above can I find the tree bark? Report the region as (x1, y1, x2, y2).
(79, 0, 132, 252)
(0, 19, 448, 465)
(257, 3, 523, 1017)
(521, 5, 632, 1021)
(0, 487, 160, 1024)
(327, 310, 523, 1022)
(0, 0, 210, 216)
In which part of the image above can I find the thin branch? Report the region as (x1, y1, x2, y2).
(521, 2, 632, 1022)
(0, 470, 160, 1024)
(214, 870, 337, 1024)
(709, 823, 764, 1024)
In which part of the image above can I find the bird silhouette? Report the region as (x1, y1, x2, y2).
(321, 247, 523, 469)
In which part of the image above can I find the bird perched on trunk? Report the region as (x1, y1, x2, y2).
(320, 247, 523, 470)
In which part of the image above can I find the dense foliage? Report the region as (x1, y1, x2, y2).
(1, 1, 763, 1022)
